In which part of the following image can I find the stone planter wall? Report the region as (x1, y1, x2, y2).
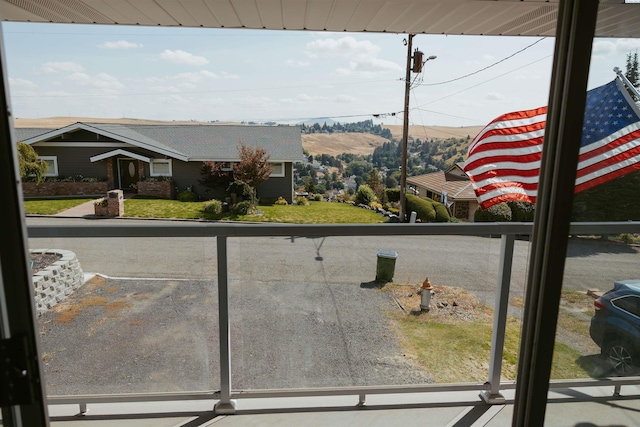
(23, 181, 108, 197)
(31, 249, 84, 317)
(137, 180, 174, 198)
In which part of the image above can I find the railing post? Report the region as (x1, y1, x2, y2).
(481, 233, 515, 404)
(214, 235, 236, 415)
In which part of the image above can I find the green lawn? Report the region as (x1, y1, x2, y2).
(123, 198, 386, 224)
(23, 198, 94, 215)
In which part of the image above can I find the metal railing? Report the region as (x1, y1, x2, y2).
(28, 221, 640, 414)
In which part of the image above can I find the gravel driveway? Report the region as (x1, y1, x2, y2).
(38, 275, 433, 396)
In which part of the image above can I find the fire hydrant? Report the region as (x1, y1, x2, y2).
(420, 277, 434, 311)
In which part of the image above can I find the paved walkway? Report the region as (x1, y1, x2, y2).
(54, 199, 98, 217)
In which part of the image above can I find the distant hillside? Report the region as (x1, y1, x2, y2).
(384, 124, 484, 141)
(13, 117, 241, 128)
(302, 133, 389, 156)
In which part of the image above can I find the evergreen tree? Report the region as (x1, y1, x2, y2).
(625, 51, 639, 101)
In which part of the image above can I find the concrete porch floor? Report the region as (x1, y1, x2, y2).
(41, 386, 640, 427)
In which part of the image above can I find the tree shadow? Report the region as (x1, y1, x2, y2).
(360, 280, 385, 289)
(565, 238, 639, 258)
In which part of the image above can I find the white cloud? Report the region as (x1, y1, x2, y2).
(173, 70, 220, 83)
(159, 49, 209, 66)
(592, 39, 640, 59)
(305, 36, 380, 59)
(336, 94, 357, 103)
(38, 61, 84, 74)
(9, 77, 37, 89)
(67, 72, 125, 93)
(336, 58, 402, 76)
(486, 92, 506, 101)
(220, 71, 239, 79)
(281, 93, 357, 104)
(286, 59, 311, 68)
(305, 36, 400, 77)
(98, 40, 143, 49)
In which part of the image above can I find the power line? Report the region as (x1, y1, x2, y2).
(414, 54, 553, 109)
(415, 37, 548, 88)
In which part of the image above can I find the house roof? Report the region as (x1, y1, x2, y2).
(16, 123, 304, 163)
(2, 1, 640, 38)
(407, 171, 477, 201)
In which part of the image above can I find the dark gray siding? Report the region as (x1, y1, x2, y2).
(34, 146, 110, 179)
(171, 160, 208, 197)
(257, 162, 293, 202)
(45, 129, 121, 143)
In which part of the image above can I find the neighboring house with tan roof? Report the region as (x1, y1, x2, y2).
(17, 122, 303, 202)
(406, 163, 480, 222)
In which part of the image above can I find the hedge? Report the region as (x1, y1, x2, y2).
(385, 188, 400, 203)
(474, 202, 512, 222)
(405, 194, 436, 222)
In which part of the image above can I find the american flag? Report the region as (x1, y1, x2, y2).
(463, 78, 640, 209)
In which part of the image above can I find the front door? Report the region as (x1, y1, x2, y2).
(118, 158, 139, 191)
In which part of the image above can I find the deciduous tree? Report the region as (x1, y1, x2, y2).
(233, 144, 274, 207)
(17, 142, 47, 183)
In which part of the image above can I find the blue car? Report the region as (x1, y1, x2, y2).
(589, 279, 640, 375)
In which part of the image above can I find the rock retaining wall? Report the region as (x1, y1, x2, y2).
(31, 249, 84, 317)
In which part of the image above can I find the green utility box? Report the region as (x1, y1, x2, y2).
(376, 249, 398, 282)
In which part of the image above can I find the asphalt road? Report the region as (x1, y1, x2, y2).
(26, 217, 640, 302)
(27, 216, 640, 395)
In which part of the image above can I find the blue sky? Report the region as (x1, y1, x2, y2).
(3, 22, 640, 127)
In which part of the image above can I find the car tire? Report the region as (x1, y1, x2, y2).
(603, 340, 636, 376)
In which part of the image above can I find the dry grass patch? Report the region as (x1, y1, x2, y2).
(385, 283, 589, 383)
(54, 296, 110, 324)
(105, 301, 132, 314)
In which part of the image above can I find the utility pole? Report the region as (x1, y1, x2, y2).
(398, 35, 435, 222)
(399, 34, 414, 223)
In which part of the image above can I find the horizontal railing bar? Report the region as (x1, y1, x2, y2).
(46, 376, 640, 407)
(229, 383, 489, 399)
(48, 391, 217, 405)
(26, 221, 640, 239)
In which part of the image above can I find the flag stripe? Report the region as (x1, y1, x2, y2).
(464, 78, 640, 210)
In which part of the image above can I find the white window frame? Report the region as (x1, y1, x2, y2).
(270, 162, 285, 177)
(40, 156, 58, 177)
(150, 159, 172, 177)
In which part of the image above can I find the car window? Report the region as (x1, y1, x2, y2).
(612, 295, 640, 317)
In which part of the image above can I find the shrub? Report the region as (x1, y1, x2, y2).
(202, 199, 222, 214)
(474, 202, 512, 222)
(177, 189, 198, 202)
(405, 194, 436, 222)
(93, 197, 107, 207)
(232, 200, 252, 215)
(619, 233, 635, 244)
(142, 176, 172, 182)
(507, 201, 535, 222)
(354, 184, 376, 205)
(296, 196, 310, 206)
(226, 179, 253, 201)
(274, 196, 288, 205)
(314, 194, 323, 201)
(370, 201, 382, 210)
(385, 188, 400, 203)
(433, 202, 450, 222)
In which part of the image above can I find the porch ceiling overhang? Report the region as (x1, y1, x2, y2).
(1, 1, 640, 38)
(90, 149, 151, 163)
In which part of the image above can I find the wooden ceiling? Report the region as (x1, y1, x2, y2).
(0, 1, 638, 38)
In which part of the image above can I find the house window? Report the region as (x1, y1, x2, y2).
(40, 156, 58, 177)
(270, 162, 285, 177)
(150, 159, 172, 176)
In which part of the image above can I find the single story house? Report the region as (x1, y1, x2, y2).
(16, 122, 303, 202)
(406, 163, 480, 222)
